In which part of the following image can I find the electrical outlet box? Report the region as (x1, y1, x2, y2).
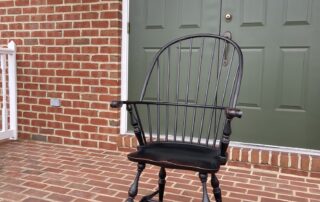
(50, 98, 61, 107)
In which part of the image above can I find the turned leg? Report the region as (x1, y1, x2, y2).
(140, 167, 166, 202)
(199, 173, 210, 202)
(126, 163, 145, 202)
(211, 174, 222, 202)
(158, 167, 166, 202)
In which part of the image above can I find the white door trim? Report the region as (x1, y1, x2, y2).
(120, 0, 129, 134)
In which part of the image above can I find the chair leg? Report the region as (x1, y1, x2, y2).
(140, 167, 167, 202)
(158, 167, 166, 202)
(211, 174, 222, 202)
(199, 173, 210, 202)
(126, 163, 145, 202)
(140, 167, 166, 202)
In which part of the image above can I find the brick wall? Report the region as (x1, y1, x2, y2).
(0, 0, 122, 149)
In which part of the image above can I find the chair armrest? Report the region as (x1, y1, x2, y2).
(110, 100, 124, 108)
(110, 100, 146, 108)
(225, 108, 243, 119)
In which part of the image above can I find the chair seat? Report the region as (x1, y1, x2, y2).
(127, 142, 221, 173)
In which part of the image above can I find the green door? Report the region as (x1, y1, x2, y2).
(221, 0, 320, 149)
(128, 0, 320, 149)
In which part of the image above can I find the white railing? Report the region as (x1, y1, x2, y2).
(0, 41, 17, 140)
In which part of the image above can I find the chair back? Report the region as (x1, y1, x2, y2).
(136, 34, 243, 148)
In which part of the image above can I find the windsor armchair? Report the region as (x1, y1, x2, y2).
(111, 33, 243, 202)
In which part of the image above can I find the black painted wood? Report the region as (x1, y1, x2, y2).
(126, 163, 145, 202)
(158, 167, 166, 202)
(211, 174, 222, 202)
(199, 173, 210, 202)
(140, 190, 159, 202)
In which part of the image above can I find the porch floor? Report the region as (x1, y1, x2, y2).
(0, 141, 319, 202)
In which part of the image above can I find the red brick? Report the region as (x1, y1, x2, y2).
(281, 168, 308, 176)
(261, 150, 270, 164)
(31, 15, 46, 22)
(64, 93, 80, 100)
(229, 193, 258, 201)
(55, 130, 71, 137)
(295, 192, 320, 200)
(68, 190, 95, 199)
(45, 186, 71, 194)
(23, 7, 37, 14)
(39, 6, 54, 13)
(92, 21, 109, 28)
(23, 181, 47, 189)
(110, 55, 120, 62)
(95, 195, 122, 202)
(100, 79, 119, 86)
(23, 189, 50, 198)
(64, 138, 80, 146)
(101, 11, 120, 19)
(271, 151, 280, 166)
(48, 136, 63, 144)
(101, 46, 121, 53)
(64, 13, 81, 20)
(250, 150, 259, 164)
(311, 156, 320, 172)
(99, 142, 117, 150)
(290, 153, 299, 169)
(56, 22, 72, 29)
(0, 192, 25, 201)
(90, 118, 107, 126)
(90, 134, 107, 141)
(47, 30, 62, 37)
(91, 3, 109, 11)
(231, 147, 240, 161)
(72, 132, 89, 139)
(261, 198, 287, 202)
(301, 154, 310, 171)
(8, 8, 22, 14)
(81, 125, 97, 133)
(31, 0, 46, 5)
(47, 0, 63, 4)
(64, 123, 80, 131)
(253, 164, 279, 172)
(81, 140, 98, 148)
(82, 12, 99, 19)
(0, 1, 14, 7)
(92, 55, 109, 62)
(101, 30, 121, 36)
(47, 193, 75, 202)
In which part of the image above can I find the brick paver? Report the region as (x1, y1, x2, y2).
(0, 141, 319, 202)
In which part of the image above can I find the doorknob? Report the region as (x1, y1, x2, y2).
(223, 31, 232, 66)
(225, 13, 232, 22)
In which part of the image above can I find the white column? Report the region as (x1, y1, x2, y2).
(8, 41, 17, 140)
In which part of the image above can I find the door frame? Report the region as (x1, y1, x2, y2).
(120, 0, 129, 134)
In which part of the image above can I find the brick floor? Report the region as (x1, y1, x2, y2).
(0, 141, 319, 202)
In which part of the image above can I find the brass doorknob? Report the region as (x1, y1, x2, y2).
(225, 13, 232, 22)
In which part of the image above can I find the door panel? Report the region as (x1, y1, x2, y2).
(179, 0, 203, 28)
(145, 0, 165, 29)
(277, 48, 308, 110)
(283, 0, 312, 25)
(221, 0, 320, 149)
(240, 0, 267, 26)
